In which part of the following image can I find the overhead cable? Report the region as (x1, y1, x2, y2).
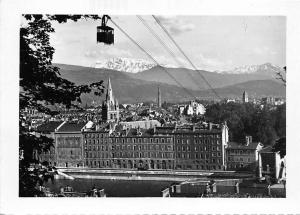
(136, 15, 203, 90)
(152, 15, 221, 100)
(109, 18, 198, 100)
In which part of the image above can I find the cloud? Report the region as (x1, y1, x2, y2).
(84, 46, 133, 59)
(253, 46, 278, 56)
(196, 54, 233, 71)
(155, 53, 233, 71)
(156, 16, 195, 36)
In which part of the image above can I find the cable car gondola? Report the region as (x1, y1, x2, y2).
(97, 15, 114, 45)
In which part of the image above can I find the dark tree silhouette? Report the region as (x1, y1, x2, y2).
(205, 102, 285, 145)
(19, 14, 105, 196)
(273, 137, 286, 158)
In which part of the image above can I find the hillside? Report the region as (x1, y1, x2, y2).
(198, 80, 286, 99)
(54, 63, 285, 104)
(131, 65, 281, 91)
(55, 64, 200, 104)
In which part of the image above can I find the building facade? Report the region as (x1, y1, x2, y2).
(179, 101, 206, 116)
(36, 121, 64, 165)
(43, 121, 229, 171)
(83, 128, 111, 168)
(54, 122, 87, 167)
(258, 146, 286, 181)
(154, 122, 228, 171)
(226, 136, 263, 171)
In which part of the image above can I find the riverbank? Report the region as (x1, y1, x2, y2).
(57, 167, 255, 181)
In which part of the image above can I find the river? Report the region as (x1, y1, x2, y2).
(45, 179, 177, 197)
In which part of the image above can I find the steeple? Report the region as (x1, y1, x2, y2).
(102, 77, 119, 122)
(106, 77, 114, 104)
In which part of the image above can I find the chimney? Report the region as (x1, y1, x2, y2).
(245, 136, 252, 146)
(192, 125, 196, 132)
(125, 127, 130, 136)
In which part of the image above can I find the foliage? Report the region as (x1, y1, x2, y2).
(276, 66, 286, 86)
(19, 14, 104, 196)
(273, 137, 286, 158)
(205, 102, 286, 146)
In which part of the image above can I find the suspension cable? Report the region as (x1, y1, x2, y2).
(109, 18, 198, 101)
(136, 15, 203, 91)
(152, 15, 221, 100)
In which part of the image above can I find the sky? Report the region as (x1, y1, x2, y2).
(50, 16, 286, 71)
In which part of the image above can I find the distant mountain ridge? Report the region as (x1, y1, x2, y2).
(130, 64, 282, 91)
(54, 63, 285, 104)
(218, 63, 283, 74)
(93, 58, 283, 76)
(95, 57, 157, 73)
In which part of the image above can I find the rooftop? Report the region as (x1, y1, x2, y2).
(227, 141, 262, 150)
(259, 145, 278, 153)
(56, 121, 87, 132)
(155, 124, 223, 134)
(119, 120, 161, 129)
(36, 121, 64, 132)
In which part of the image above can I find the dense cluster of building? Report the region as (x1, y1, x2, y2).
(224, 90, 285, 106)
(35, 79, 285, 181)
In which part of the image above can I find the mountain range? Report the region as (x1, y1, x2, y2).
(218, 63, 283, 74)
(54, 62, 285, 104)
(95, 58, 157, 73)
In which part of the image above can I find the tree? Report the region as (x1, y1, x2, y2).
(276, 66, 286, 86)
(273, 137, 286, 158)
(205, 102, 280, 145)
(273, 103, 286, 137)
(19, 14, 105, 196)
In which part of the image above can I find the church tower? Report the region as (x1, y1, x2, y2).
(102, 77, 119, 122)
(243, 91, 248, 103)
(157, 85, 161, 108)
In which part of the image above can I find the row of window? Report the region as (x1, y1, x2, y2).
(85, 144, 173, 151)
(85, 160, 174, 169)
(58, 150, 81, 155)
(85, 152, 110, 158)
(175, 134, 221, 138)
(57, 142, 81, 147)
(176, 145, 221, 152)
(227, 164, 245, 169)
(176, 164, 223, 170)
(227, 150, 253, 155)
(227, 156, 251, 162)
(177, 153, 222, 160)
(85, 151, 174, 159)
(57, 137, 81, 142)
(176, 139, 220, 145)
(85, 139, 108, 144)
(113, 144, 172, 151)
(84, 137, 173, 144)
(84, 133, 108, 138)
(110, 137, 172, 144)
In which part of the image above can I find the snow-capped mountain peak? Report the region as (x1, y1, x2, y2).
(217, 63, 283, 74)
(95, 58, 157, 73)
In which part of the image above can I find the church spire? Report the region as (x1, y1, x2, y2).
(102, 77, 119, 122)
(106, 77, 114, 103)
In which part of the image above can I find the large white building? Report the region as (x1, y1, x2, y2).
(181, 101, 206, 116)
